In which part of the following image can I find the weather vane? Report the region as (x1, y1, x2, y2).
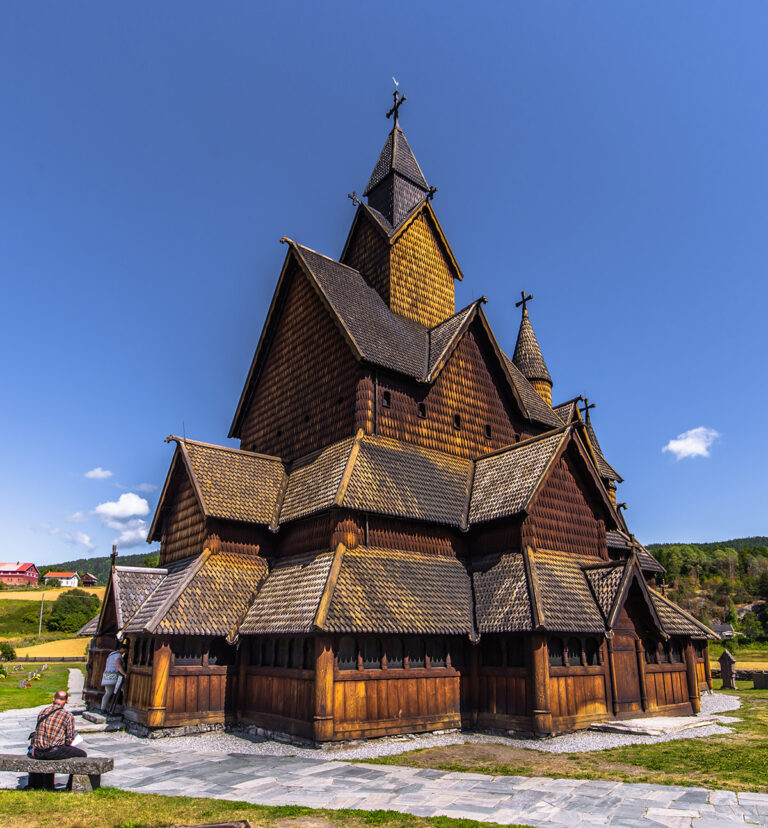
(515, 290, 533, 313)
(386, 77, 406, 127)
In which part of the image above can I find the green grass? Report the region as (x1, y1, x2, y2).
(0, 662, 81, 712)
(370, 685, 768, 793)
(0, 599, 54, 637)
(0, 788, 531, 828)
(710, 641, 768, 662)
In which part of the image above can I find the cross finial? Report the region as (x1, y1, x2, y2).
(386, 88, 407, 128)
(426, 185, 438, 202)
(110, 544, 118, 569)
(347, 191, 362, 206)
(581, 397, 596, 424)
(515, 290, 533, 313)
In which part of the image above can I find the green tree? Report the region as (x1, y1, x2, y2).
(46, 588, 100, 633)
(0, 642, 16, 661)
(742, 612, 763, 640)
(143, 553, 160, 568)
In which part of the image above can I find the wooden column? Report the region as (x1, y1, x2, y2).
(683, 640, 701, 714)
(313, 635, 334, 742)
(147, 637, 171, 728)
(237, 639, 249, 718)
(530, 634, 552, 735)
(634, 639, 648, 711)
(703, 644, 713, 691)
(469, 642, 480, 727)
(606, 637, 620, 717)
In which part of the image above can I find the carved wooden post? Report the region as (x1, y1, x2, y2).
(684, 640, 702, 712)
(530, 634, 552, 735)
(237, 639, 249, 718)
(147, 637, 171, 728)
(469, 641, 480, 727)
(313, 635, 334, 742)
(607, 636, 620, 717)
(634, 639, 648, 711)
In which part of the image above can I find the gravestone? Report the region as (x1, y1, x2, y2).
(719, 649, 737, 689)
(754, 671, 768, 690)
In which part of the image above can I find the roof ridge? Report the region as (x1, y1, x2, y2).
(477, 424, 571, 460)
(114, 565, 168, 574)
(166, 435, 282, 463)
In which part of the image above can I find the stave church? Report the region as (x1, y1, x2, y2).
(84, 93, 715, 740)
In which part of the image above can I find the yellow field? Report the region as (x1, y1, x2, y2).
(0, 586, 105, 601)
(14, 637, 88, 658)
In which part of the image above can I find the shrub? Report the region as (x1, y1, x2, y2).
(46, 588, 101, 633)
(0, 642, 16, 662)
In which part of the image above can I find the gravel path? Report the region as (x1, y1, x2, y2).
(96, 691, 742, 761)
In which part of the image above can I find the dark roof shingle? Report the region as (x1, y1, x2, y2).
(472, 552, 532, 633)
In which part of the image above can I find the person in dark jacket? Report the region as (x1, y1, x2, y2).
(33, 690, 86, 759)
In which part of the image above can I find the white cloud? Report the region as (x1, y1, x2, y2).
(36, 523, 94, 551)
(113, 520, 149, 548)
(135, 482, 157, 493)
(85, 467, 113, 479)
(662, 426, 720, 460)
(94, 492, 150, 521)
(66, 511, 87, 523)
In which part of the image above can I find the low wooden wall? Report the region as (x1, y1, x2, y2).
(645, 663, 690, 711)
(241, 667, 315, 738)
(332, 668, 461, 740)
(474, 668, 529, 731)
(164, 665, 236, 725)
(549, 667, 609, 729)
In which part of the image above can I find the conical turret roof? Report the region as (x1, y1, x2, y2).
(512, 308, 552, 385)
(364, 125, 430, 227)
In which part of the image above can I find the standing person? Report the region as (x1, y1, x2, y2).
(33, 690, 86, 759)
(100, 642, 127, 712)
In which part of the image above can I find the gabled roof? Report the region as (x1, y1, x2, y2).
(77, 613, 100, 637)
(583, 557, 664, 632)
(606, 530, 665, 574)
(512, 308, 551, 385)
(44, 571, 77, 579)
(364, 126, 429, 194)
(585, 420, 622, 482)
(502, 354, 563, 429)
(0, 562, 36, 572)
(553, 397, 582, 425)
(649, 588, 719, 639)
(149, 438, 285, 541)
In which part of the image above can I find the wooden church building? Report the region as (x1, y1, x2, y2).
(85, 94, 715, 740)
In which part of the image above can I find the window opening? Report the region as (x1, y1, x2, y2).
(362, 638, 381, 669)
(481, 637, 503, 667)
(669, 640, 683, 664)
(409, 637, 426, 668)
(452, 413, 461, 430)
(418, 403, 426, 419)
(262, 638, 275, 668)
(290, 638, 303, 669)
(385, 637, 404, 669)
(548, 637, 564, 667)
(303, 637, 315, 670)
(584, 637, 600, 666)
(275, 638, 289, 668)
(382, 391, 391, 409)
(338, 636, 357, 670)
(643, 638, 658, 664)
(506, 637, 525, 668)
(484, 424, 492, 439)
(427, 638, 446, 668)
(567, 637, 582, 667)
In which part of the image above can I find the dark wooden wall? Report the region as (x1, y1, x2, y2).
(239, 263, 360, 460)
(342, 210, 391, 304)
(160, 468, 207, 565)
(525, 452, 607, 559)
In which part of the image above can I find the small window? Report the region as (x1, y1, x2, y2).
(506, 637, 525, 668)
(669, 640, 683, 664)
(481, 637, 503, 667)
(338, 636, 357, 670)
(385, 637, 404, 669)
(382, 391, 391, 408)
(362, 638, 381, 669)
(484, 424, 492, 439)
(427, 638, 446, 668)
(275, 638, 289, 668)
(262, 638, 275, 667)
(409, 638, 426, 668)
(290, 638, 303, 669)
(453, 413, 461, 430)
(567, 637, 582, 667)
(659, 643, 671, 664)
(303, 638, 315, 670)
(277, 429, 283, 438)
(643, 638, 658, 664)
(548, 637, 564, 667)
(584, 637, 600, 666)
(514, 433, 521, 443)
(418, 402, 426, 419)
(695, 641, 705, 659)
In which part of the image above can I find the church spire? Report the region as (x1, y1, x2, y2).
(512, 291, 553, 406)
(363, 88, 430, 227)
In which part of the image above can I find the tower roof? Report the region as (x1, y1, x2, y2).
(512, 306, 552, 385)
(363, 125, 430, 226)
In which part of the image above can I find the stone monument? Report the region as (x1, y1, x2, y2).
(719, 649, 737, 690)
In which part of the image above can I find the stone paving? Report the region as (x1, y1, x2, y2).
(1, 703, 766, 825)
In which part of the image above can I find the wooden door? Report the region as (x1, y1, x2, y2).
(611, 633, 642, 715)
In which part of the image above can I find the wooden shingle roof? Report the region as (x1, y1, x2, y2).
(512, 308, 552, 385)
(472, 552, 533, 633)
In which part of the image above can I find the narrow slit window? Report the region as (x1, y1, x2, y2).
(409, 638, 426, 668)
(385, 637, 404, 669)
(382, 391, 391, 408)
(584, 637, 600, 666)
(418, 403, 426, 419)
(548, 637, 564, 667)
(484, 424, 492, 439)
(452, 413, 461, 430)
(338, 636, 357, 670)
(567, 637, 582, 666)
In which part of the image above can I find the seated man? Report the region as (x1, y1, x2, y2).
(33, 690, 86, 759)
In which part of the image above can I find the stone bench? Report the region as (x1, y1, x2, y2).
(0, 754, 113, 792)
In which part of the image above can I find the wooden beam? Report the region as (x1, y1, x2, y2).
(684, 640, 701, 714)
(606, 637, 620, 717)
(147, 637, 171, 728)
(529, 633, 552, 735)
(634, 639, 648, 711)
(313, 635, 334, 741)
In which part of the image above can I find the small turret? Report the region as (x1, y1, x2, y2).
(512, 291, 553, 406)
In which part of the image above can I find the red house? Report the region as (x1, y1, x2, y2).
(0, 562, 39, 587)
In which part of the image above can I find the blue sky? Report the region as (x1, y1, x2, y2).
(2, 3, 766, 565)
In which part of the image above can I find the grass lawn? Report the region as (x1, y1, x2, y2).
(0, 788, 529, 828)
(710, 641, 768, 670)
(0, 662, 82, 712)
(370, 684, 768, 793)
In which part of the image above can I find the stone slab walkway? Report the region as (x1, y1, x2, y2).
(1, 706, 766, 826)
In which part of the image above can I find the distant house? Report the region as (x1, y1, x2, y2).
(81, 572, 99, 586)
(43, 571, 80, 588)
(714, 622, 736, 639)
(0, 562, 39, 587)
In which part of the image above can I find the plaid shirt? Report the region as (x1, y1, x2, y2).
(33, 704, 75, 750)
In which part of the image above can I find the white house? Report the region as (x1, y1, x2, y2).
(43, 570, 80, 588)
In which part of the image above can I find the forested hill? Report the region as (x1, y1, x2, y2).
(644, 537, 768, 634)
(44, 549, 160, 584)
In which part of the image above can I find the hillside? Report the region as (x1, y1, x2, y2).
(44, 549, 160, 584)
(646, 536, 768, 637)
